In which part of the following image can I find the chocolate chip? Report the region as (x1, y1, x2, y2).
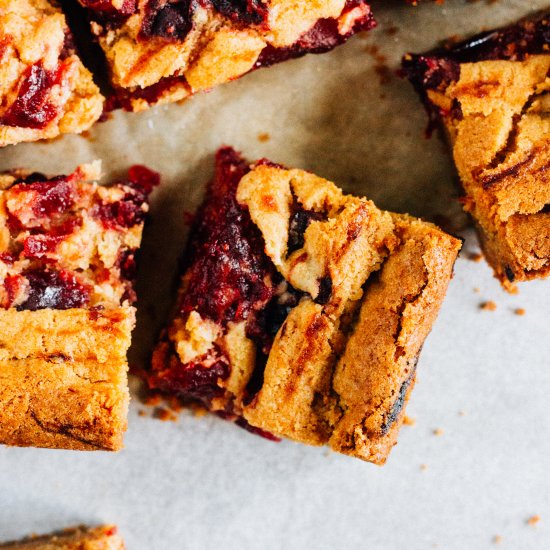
(315, 276, 333, 305)
(141, 1, 193, 41)
(505, 265, 515, 282)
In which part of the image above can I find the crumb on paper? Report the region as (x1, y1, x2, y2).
(433, 428, 444, 436)
(473, 287, 480, 293)
(403, 415, 416, 426)
(138, 410, 146, 417)
(493, 535, 503, 544)
(480, 301, 497, 311)
(527, 515, 541, 526)
(257, 132, 270, 142)
(514, 308, 526, 316)
(154, 407, 178, 422)
(458, 410, 466, 417)
(385, 25, 399, 36)
(420, 464, 428, 471)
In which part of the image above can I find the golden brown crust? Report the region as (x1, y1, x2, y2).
(0, 308, 134, 451)
(0, 525, 125, 549)
(0, 0, 104, 146)
(243, 212, 461, 464)
(429, 55, 550, 288)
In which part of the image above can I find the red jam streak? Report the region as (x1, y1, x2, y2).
(1, 63, 66, 130)
(7, 268, 92, 311)
(147, 148, 277, 405)
(256, 1, 376, 67)
(402, 10, 550, 133)
(178, 147, 276, 327)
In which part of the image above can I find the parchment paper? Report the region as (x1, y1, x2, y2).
(0, 1, 549, 548)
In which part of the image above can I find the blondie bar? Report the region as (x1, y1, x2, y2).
(77, 0, 375, 111)
(147, 147, 461, 464)
(0, 0, 104, 147)
(0, 162, 156, 450)
(403, 11, 550, 289)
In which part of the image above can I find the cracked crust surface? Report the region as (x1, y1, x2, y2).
(0, 164, 153, 450)
(0, 525, 125, 549)
(149, 148, 461, 464)
(79, 0, 374, 111)
(0, 0, 104, 146)
(403, 13, 550, 289)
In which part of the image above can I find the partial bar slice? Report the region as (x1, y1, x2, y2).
(0, 162, 157, 450)
(403, 12, 550, 289)
(0, 525, 125, 549)
(0, 0, 104, 147)
(76, 0, 375, 111)
(147, 147, 461, 464)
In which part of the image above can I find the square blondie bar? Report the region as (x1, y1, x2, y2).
(0, 0, 104, 147)
(403, 11, 550, 289)
(147, 147, 461, 464)
(77, 0, 375, 111)
(0, 525, 125, 549)
(0, 162, 156, 450)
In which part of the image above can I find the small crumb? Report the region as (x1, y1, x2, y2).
(493, 535, 503, 544)
(467, 252, 483, 262)
(403, 415, 416, 426)
(527, 515, 541, 526)
(458, 410, 466, 417)
(137, 410, 146, 417)
(420, 464, 428, 471)
(480, 301, 497, 311)
(154, 407, 177, 422)
(385, 25, 399, 36)
(473, 287, 480, 293)
(514, 308, 526, 316)
(433, 428, 444, 436)
(257, 132, 270, 142)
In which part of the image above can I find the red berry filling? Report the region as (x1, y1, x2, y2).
(7, 268, 91, 311)
(1, 63, 67, 130)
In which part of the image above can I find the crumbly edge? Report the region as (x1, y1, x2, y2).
(0, 525, 125, 549)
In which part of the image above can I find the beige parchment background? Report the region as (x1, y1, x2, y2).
(0, 1, 549, 548)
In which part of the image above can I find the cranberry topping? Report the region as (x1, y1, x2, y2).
(23, 218, 81, 260)
(210, 0, 269, 26)
(256, 1, 375, 68)
(94, 186, 148, 230)
(127, 165, 161, 194)
(149, 342, 230, 400)
(1, 63, 65, 130)
(179, 147, 276, 328)
(13, 269, 91, 311)
(22, 178, 75, 218)
(140, 0, 194, 41)
(234, 417, 281, 441)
